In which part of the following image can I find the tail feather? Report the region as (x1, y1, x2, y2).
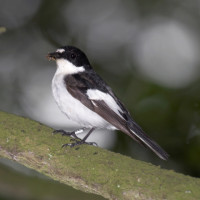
(128, 124, 169, 160)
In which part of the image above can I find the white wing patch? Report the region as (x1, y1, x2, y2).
(87, 89, 123, 118)
(56, 48, 65, 53)
(91, 100, 98, 107)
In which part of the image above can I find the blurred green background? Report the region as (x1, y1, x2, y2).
(0, 0, 200, 199)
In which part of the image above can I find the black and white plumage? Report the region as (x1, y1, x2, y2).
(47, 46, 169, 160)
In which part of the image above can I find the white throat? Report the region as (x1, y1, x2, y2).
(55, 59, 85, 75)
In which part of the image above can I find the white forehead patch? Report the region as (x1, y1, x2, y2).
(56, 48, 65, 53)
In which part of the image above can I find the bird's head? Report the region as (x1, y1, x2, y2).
(47, 46, 92, 74)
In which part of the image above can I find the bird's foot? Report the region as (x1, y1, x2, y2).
(52, 129, 79, 139)
(53, 128, 98, 149)
(62, 140, 98, 149)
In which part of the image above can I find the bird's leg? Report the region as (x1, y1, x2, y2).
(62, 127, 98, 148)
(53, 128, 86, 139)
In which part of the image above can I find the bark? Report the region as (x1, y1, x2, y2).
(0, 111, 199, 200)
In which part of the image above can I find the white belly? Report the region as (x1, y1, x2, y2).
(52, 73, 115, 129)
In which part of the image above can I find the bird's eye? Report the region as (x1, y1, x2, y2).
(71, 53, 76, 59)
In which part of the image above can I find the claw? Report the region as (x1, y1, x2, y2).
(52, 129, 79, 139)
(53, 128, 98, 149)
(70, 138, 77, 142)
(61, 140, 98, 149)
(62, 143, 72, 148)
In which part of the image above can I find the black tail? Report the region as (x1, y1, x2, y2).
(128, 123, 169, 160)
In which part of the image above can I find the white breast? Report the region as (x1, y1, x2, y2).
(52, 72, 115, 130)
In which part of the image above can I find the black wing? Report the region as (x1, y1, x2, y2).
(64, 70, 169, 160)
(64, 71, 131, 134)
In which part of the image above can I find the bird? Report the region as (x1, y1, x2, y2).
(47, 45, 169, 160)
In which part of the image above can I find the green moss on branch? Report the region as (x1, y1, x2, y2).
(0, 111, 200, 200)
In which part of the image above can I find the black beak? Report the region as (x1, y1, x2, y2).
(47, 52, 61, 61)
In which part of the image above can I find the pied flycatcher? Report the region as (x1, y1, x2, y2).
(47, 46, 169, 160)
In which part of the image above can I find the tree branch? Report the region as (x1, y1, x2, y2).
(0, 111, 199, 200)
